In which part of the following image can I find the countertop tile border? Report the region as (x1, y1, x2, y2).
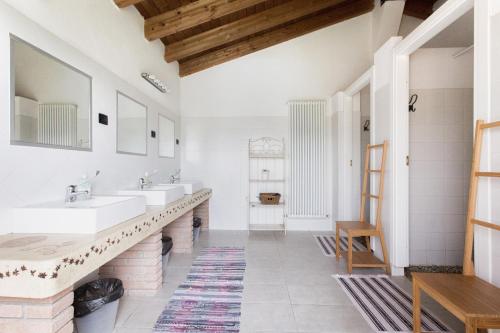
(0, 189, 211, 299)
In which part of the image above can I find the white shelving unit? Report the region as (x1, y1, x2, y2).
(248, 137, 286, 231)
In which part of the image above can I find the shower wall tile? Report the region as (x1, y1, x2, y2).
(409, 88, 473, 266)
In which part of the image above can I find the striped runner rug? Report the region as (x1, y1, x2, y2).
(153, 247, 246, 333)
(334, 275, 452, 333)
(314, 235, 366, 257)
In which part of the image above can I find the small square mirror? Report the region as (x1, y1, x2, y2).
(158, 114, 175, 158)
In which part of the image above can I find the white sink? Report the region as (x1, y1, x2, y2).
(116, 185, 184, 206)
(9, 196, 146, 234)
(158, 180, 203, 195)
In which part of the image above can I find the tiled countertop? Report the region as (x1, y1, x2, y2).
(0, 188, 212, 299)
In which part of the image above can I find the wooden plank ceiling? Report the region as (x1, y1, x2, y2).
(116, 0, 374, 76)
(402, 0, 438, 20)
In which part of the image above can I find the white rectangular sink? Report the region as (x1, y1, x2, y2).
(9, 196, 146, 234)
(116, 184, 184, 206)
(158, 180, 203, 195)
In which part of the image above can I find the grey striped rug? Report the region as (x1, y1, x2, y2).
(314, 235, 366, 257)
(335, 275, 452, 333)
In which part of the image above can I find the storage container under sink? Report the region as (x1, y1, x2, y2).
(8, 196, 146, 234)
(116, 184, 184, 206)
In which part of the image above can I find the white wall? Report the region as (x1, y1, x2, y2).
(372, 37, 404, 273)
(0, 2, 181, 233)
(371, 0, 405, 53)
(1, 0, 179, 113)
(409, 87, 473, 265)
(181, 117, 287, 230)
(181, 14, 372, 118)
(410, 48, 474, 89)
(409, 48, 473, 266)
(475, 0, 500, 294)
(489, 2, 500, 290)
(181, 14, 373, 230)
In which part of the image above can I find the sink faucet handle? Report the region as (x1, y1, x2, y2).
(65, 185, 76, 202)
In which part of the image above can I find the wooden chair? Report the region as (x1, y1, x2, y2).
(335, 140, 390, 274)
(412, 120, 500, 333)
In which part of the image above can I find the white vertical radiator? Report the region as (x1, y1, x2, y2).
(38, 104, 78, 147)
(288, 100, 327, 218)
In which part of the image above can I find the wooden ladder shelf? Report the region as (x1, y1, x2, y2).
(412, 120, 500, 333)
(335, 140, 390, 274)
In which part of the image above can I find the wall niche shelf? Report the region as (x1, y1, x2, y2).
(248, 137, 286, 232)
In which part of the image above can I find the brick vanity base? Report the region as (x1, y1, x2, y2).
(194, 199, 210, 230)
(163, 210, 193, 253)
(100, 231, 162, 297)
(0, 287, 73, 333)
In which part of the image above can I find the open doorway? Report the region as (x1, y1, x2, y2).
(347, 83, 372, 249)
(405, 9, 474, 276)
(359, 86, 371, 224)
(352, 85, 372, 224)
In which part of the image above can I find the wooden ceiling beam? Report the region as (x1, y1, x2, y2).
(145, 0, 269, 41)
(115, 0, 144, 8)
(403, 0, 436, 20)
(164, 0, 346, 62)
(179, 0, 373, 76)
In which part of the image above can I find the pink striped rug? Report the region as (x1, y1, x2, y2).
(153, 247, 246, 332)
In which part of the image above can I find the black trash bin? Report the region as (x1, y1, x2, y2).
(162, 236, 173, 277)
(73, 278, 124, 333)
(193, 217, 202, 241)
(162, 236, 173, 262)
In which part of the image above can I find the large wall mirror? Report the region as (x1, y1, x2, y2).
(11, 35, 92, 150)
(116, 91, 147, 156)
(158, 114, 175, 158)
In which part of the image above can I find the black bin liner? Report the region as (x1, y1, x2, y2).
(74, 278, 124, 318)
(193, 217, 202, 228)
(162, 236, 173, 256)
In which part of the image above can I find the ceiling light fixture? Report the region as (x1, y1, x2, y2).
(141, 72, 170, 93)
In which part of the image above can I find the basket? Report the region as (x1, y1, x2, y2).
(259, 193, 281, 205)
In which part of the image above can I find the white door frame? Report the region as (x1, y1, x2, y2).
(392, 0, 474, 268)
(336, 67, 374, 221)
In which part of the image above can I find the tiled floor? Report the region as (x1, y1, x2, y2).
(113, 231, 464, 333)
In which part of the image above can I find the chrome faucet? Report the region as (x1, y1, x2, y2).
(138, 176, 152, 190)
(65, 170, 99, 203)
(169, 169, 181, 184)
(139, 170, 158, 189)
(65, 185, 90, 203)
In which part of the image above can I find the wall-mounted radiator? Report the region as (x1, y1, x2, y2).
(38, 104, 78, 147)
(288, 100, 327, 218)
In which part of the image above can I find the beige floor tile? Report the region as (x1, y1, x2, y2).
(243, 283, 290, 303)
(240, 303, 297, 332)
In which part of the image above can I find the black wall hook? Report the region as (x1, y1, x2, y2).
(409, 94, 418, 112)
(363, 119, 370, 132)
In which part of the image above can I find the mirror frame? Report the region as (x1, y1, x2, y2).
(116, 90, 148, 156)
(158, 113, 175, 159)
(9, 34, 93, 152)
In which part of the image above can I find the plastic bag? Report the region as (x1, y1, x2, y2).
(73, 278, 124, 318)
(162, 236, 173, 255)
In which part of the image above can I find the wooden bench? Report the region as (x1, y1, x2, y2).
(412, 120, 500, 333)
